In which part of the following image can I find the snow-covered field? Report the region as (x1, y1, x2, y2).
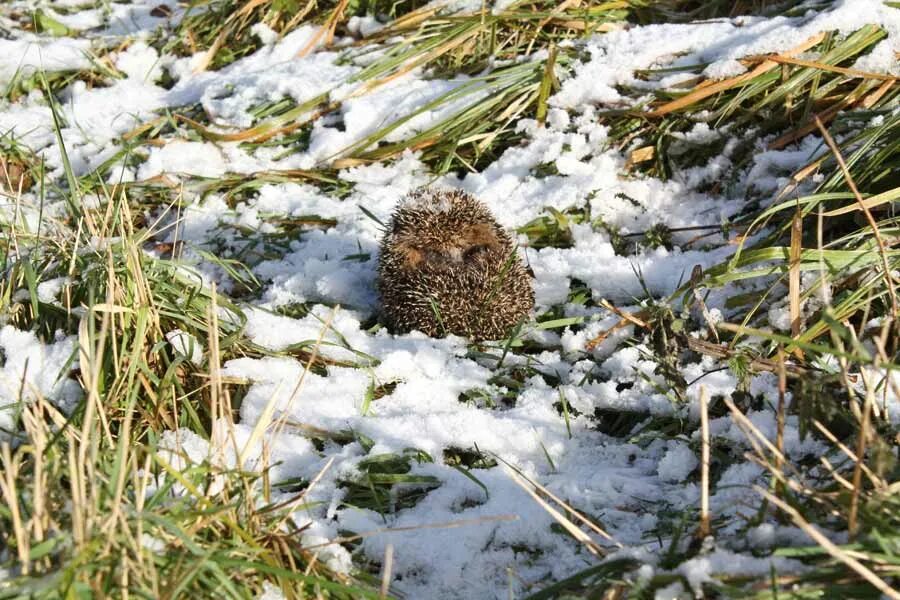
(1, 0, 898, 598)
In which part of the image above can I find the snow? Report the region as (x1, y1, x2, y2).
(113, 41, 164, 83)
(198, 27, 356, 130)
(678, 548, 806, 596)
(258, 582, 287, 600)
(137, 141, 228, 180)
(0, 76, 168, 178)
(36, 277, 69, 304)
(655, 581, 689, 600)
(165, 329, 204, 365)
(0, 35, 92, 85)
(657, 441, 699, 483)
(255, 230, 380, 311)
(1, 0, 896, 597)
(856, 367, 900, 426)
(853, 38, 900, 74)
(0, 326, 80, 437)
(346, 16, 386, 38)
(44, 6, 104, 31)
(553, 0, 900, 110)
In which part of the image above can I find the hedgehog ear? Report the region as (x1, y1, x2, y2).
(399, 244, 424, 268)
(464, 222, 498, 243)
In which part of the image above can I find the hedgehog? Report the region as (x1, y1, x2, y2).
(377, 188, 534, 340)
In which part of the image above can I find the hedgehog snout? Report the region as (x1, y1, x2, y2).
(445, 247, 464, 263)
(435, 241, 493, 264)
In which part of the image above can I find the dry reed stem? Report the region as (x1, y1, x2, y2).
(208, 283, 225, 447)
(742, 452, 830, 511)
(0, 442, 28, 573)
(585, 301, 650, 351)
(775, 348, 787, 477)
(859, 78, 895, 108)
(195, 0, 293, 72)
(296, 0, 350, 58)
(686, 337, 808, 376)
(359, 5, 440, 39)
(599, 299, 649, 328)
(193, 26, 228, 73)
(23, 401, 48, 543)
(534, 0, 582, 34)
(813, 420, 883, 488)
(354, 27, 482, 97)
(175, 103, 334, 143)
(757, 487, 900, 600)
(508, 463, 621, 546)
(699, 385, 711, 538)
(269, 306, 339, 443)
(814, 116, 899, 322)
(819, 456, 856, 491)
(506, 467, 604, 556)
(584, 318, 631, 351)
(848, 367, 876, 540)
(789, 207, 803, 348)
(731, 341, 889, 575)
(760, 54, 897, 81)
(282, 0, 321, 34)
(270, 457, 335, 528)
(723, 396, 788, 466)
(648, 33, 825, 117)
(823, 187, 900, 217)
(768, 82, 874, 150)
(104, 376, 136, 541)
(74, 299, 113, 548)
(380, 544, 394, 599)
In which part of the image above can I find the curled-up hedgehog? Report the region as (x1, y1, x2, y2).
(377, 188, 534, 340)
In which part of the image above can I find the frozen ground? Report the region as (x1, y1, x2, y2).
(1, 0, 898, 598)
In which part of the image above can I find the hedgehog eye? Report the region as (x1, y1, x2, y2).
(463, 244, 489, 261)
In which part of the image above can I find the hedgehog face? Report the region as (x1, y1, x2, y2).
(377, 188, 535, 340)
(391, 222, 503, 269)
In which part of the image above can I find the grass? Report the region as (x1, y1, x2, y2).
(0, 133, 387, 595)
(543, 101, 900, 591)
(611, 25, 897, 181)
(1, 0, 899, 598)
